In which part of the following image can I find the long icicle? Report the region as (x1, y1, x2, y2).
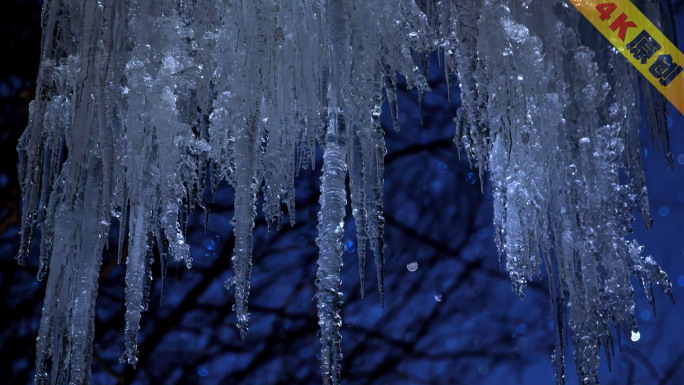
(315, 106, 347, 385)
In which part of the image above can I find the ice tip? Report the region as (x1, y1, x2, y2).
(666, 152, 674, 170)
(119, 349, 139, 368)
(238, 323, 249, 340)
(667, 291, 676, 305)
(235, 308, 250, 340)
(15, 251, 27, 266)
(36, 265, 47, 281)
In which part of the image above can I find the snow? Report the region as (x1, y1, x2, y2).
(17, 1, 675, 384)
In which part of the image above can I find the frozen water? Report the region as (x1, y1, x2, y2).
(18, 0, 674, 384)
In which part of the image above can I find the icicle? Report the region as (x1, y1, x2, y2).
(67, 158, 110, 385)
(443, 1, 673, 383)
(230, 106, 261, 339)
(347, 126, 367, 297)
(19, 1, 678, 384)
(121, 200, 151, 367)
(117, 191, 128, 264)
(384, 76, 401, 132)
(365, 100, 386, 305)
(315, 107, 347, 385)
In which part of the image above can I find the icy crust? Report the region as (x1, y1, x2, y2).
(18, 0, 673, 384)
(448, 2, 673, 385)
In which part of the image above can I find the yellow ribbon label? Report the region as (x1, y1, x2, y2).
(568, 0, 684, 115)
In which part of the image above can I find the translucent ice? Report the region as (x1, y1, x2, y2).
(19, 1, 674, 384)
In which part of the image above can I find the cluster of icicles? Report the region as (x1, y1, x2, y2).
(18, 0, 675, 384)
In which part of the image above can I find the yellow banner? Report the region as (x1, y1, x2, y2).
(568, 0, 684, 115)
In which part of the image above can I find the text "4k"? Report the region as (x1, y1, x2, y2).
(596, 3, 636, 41)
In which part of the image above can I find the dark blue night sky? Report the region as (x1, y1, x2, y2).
(1, 1, 684, 384)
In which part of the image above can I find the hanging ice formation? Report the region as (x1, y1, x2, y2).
(18, 0, 675, 384)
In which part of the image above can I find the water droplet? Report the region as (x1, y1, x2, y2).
(344, 239, 356, 253)
(466, 172, 477, 185)
(640, 310, 651, 321)
(667, 116, 674, 128)
(659, 205, 669, 217)
(197, 367, 209, 377)
(630, 330, 640, 342)
(643, 148, 648, 158)
(436, 161, 448, 173)
(677, 275, 684, 287)
(430, 180, 443, 195)
(406, 262, 418, 272)
(434, 294, 443, 302)
(678, 154, 684, 165)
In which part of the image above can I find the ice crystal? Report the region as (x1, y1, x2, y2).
(18, 0, 674, 384)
